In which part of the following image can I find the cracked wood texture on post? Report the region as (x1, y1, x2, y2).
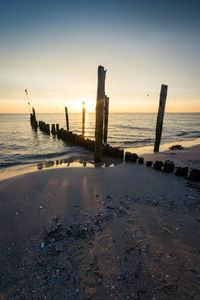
(104, 95, 109, 144)
(154, 84, 168, 152)
(95, 65, 106, 162)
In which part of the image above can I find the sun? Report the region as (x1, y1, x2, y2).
(65, 99, 96, 113)
(74, 99, 95, 113)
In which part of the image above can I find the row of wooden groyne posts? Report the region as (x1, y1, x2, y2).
(32, 114, 200, 181)
(30, 65, 168, 162)
(31, 110, 200, 181)
(29, 65, 200, 181)
(37, 120, 124, 159)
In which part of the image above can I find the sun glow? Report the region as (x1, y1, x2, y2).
(70, 99, 96, 113)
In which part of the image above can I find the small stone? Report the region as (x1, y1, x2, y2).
(41, 242, 45, 248)
(39, 206, 44, 210)
(169, 145, 183, 150)
(98, 278, 102, 284)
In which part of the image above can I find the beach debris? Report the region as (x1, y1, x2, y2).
(41, 242, 45, 248)
(138, 157, 144, 164)
(146, 160, 153, 167)
(188, 168, 200, 182)
(39, 205, 44, 210)
(163, 160, 175, 173)
(175, 166, 188, 177)
(153, 160, 163, 170)
(169, 144, 183, 150)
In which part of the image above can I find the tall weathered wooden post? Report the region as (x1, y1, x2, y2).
(94, 65, 106, 162)
(32, 107, 36, 120)
(65, 107, 69, 131)
(154, 84, 168, 152)
(82, 101, 86, 136)
(30, 107, 38, 129)
(103, 95, 109, 144)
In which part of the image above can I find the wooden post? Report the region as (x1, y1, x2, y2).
(103, 95, 109, 144)
(82, 101, 85, 136)
(56, 123, 59, 136)
(30, 107, 38, 129)
(154, 84, 168, 152)
(32, 107, 36, 120)
(51, 124, 56, 135)
(94, 65, 106, 162)
(65, 107, 69, 131)
(56, 123, 59, 132)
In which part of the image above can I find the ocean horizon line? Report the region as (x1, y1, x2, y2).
(1, 112, 200, 115)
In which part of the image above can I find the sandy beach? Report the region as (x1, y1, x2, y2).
(0, 144, 200, 299)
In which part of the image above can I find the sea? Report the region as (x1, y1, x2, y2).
(0, 113, 200, 179)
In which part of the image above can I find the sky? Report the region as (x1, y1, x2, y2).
(0, 0, 200, 113)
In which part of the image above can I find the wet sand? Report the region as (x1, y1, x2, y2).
(0, 150, 200, 299)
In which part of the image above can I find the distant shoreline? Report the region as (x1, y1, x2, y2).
(1, 112, 200, 114)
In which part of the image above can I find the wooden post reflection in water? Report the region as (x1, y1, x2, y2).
(82, 101, 86, 136)
(65, 107, 69, 131)
(154, 84, 168, 152)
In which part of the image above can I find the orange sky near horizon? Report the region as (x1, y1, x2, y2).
(0, 85, 199, 114)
